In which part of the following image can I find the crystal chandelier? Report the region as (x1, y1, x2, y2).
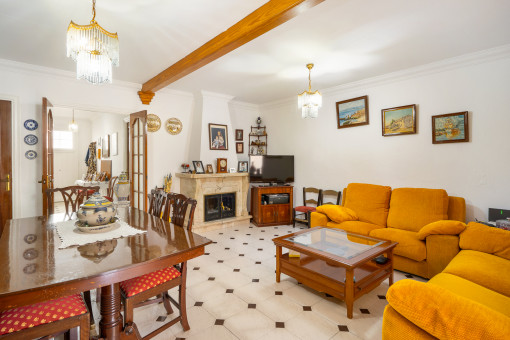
(297, 63, 322, 118)
(66, 0, 119, 84)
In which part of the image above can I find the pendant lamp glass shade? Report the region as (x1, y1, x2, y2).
(297, 63, 322, 118)
(69, 110, 78, 132)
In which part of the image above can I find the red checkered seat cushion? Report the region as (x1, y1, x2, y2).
(294, 206, 316, 213)
(0, 294, 87, 335)
(120, 267, 182, 297)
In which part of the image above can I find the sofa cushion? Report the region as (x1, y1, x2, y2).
(343, 183, 391, 227)
(417, 220, 466, 240)
(460, 222, 510, 260)
(429, 273, 510, 317)
(316, 205, 358, 224)
(370, 228, 426, 261)
(386, 279, 510, 340)
(326, 220, 383, 236)
(442, 250, 510, 297)
(387, 188, 448, 232)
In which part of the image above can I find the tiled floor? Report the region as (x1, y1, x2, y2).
(88, 223, 426, 340)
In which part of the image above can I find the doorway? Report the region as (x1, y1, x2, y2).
(0, 100, 12, 231)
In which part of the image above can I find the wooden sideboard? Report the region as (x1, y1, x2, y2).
(251, 185, 293, 227)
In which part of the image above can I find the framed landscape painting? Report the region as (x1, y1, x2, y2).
(208, 123, 228, 150)
(432, 112, 468, 144)
(336, 96, 369, 129)
(382, 104, 417, 136)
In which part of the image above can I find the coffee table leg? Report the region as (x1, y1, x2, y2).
(276, 246, 282, 283)
(345, 269, 354, 319)
(388, 251, 394, 286)
(99, 283, 123, 339)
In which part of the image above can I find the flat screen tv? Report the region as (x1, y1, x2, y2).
(249, 155, 294, 183)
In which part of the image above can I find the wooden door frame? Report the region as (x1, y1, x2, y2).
(129, 111, 148, 211)
(0, 94, 20, 218)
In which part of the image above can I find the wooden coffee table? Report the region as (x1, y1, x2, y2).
(273, 227, 397, 318)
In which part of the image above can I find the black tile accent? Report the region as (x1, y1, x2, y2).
(156, 316, 167, 322)
(230, 237, 235, 240)
(215, 319, 225, 325)
(246, 234, 251, 236)
(239, 254, 245, 257)
(226, 289, 234, 293)
(274, 235, 278, 236)
(255, 261, 262, 264)
(405, 274, 414, 278)
(193, 267, 200, 271)
(249, 226, 253, 228)
(235, 229, 239, 231)
(243, 242, 248, 245)
(259, 238, 264, 241)
(212, 241, 217, 244)
(274, 227, 278, 229)
(257, 248, 263, 251)
(360, 308, 370, 314)
(338, 325, 349, 332)
(378, 295, 386, 300)
(275, 322, 285, 328)
(248, 303, 256, 309)
(261, 230, 265, 232)
(225, 247, 230, 250)
(303, 306, 312, 311)
(204, 253, 210, 255)
(195, 302, 203, 306)
(233, 269, 240, 272)
(217, 260, 224, 263)
(208, 277, 215, 281)
(219, 233, 223, 235)
(252, 279, 259, 282)
(176, 338, 186, 340)
(275, 291, 283, 295)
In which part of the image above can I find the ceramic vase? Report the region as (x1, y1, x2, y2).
(114, 171, 130, 202)
(77, 192, 116, 226)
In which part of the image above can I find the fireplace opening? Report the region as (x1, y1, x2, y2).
(204, 193, 236, 222)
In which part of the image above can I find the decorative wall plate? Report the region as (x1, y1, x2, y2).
(25, 150, 37, 160)
(166, 118, 183, 135)
(24, 134, 38, 145)
(147, 114, 161, 132)
(24, 119, 38, 131)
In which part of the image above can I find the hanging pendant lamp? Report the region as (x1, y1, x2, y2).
(297, 63, 322, 118)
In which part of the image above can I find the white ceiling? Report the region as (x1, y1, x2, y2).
(1, 0, 510, 104)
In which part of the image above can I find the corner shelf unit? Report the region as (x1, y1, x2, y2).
(249, 125, 267, 156)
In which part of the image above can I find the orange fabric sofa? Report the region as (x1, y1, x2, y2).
(310, 183, 466, 278)
(382, 222, 510, 339)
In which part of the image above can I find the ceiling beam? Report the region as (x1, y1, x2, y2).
(138, 0, 325, 104)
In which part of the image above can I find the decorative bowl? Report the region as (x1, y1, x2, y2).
(77, 192, 117, 226)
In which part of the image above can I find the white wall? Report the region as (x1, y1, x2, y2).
(260, 52, 510, 222)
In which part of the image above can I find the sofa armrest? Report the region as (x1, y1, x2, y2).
(386, 280, 510, 340)
(382, 306, 435, 340)
(310, 211, 329, 228)
(426, 234, 459, 277)
(417, 220, 466, 240)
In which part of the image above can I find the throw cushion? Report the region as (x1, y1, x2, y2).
(326, 220, 384, 236)
(386, 280, 510, 340)
(370, 228, 426, 262)
(343, 183, 391, 227)
(0, 294, 87, 335)
(316, 205, 358, 224)
(120, 267, 181, 297)
(387, 188, 449, 232)
(460, 222, 510, 260)
(417, 220, 467, 240)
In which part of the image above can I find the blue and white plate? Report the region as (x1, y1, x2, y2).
(24, 134, 38, 145)
(24, 119, 38, 131)
(25, 150, 37, 160)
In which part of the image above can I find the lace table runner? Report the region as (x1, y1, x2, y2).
(54, 219, 146, 249)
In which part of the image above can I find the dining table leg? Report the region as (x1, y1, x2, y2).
(99, 283, 123, 339)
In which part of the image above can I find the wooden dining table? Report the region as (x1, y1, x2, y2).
(0, 207, 212, 339)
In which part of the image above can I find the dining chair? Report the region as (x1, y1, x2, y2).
(320, 189, 342, 206)
(120, 194, 198, 338)
(45, 185, 100, 218)
(0, 294, 89, 339)
(148, 188, 167, 219)
(293, 187, 322, 228)
(105, 175, 118, 201)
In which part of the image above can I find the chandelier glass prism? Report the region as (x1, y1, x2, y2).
(297, 63, 322, 118)
(66, 0, 119, 84)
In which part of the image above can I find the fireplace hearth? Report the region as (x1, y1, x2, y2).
(204, 193, 236, 222)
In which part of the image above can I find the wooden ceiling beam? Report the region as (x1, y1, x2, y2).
(138, 0, 325, 104)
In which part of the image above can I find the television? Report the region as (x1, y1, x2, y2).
(249, 155, 294, 184)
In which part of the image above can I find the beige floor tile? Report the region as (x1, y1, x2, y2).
(283, 284, 325, 306)
(285, 311, 339, 340)
(186, 325, 239, 340)
(203, 293, 248, 320)
(234, 282, 276, 303)
(215, 270, 253, 289)
(172, 306, 216, 337)
(224, 309, 273, 340)
(262, 328, 300, 340)
(187, 279, 227, 302)
(257, 295, 302, 322)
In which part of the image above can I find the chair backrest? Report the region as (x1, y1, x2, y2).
(320, 189, 342, 205)
(107, 176, 118, 198)
(166, 193, 197, 231)
(45, 185, 100, 218)
(303, 187, 322, 207)
(148, 189, 167, 218)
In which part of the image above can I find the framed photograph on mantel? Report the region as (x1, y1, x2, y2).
(432, 112, 468, 144)
(209, 123, 228, 150)
(336, 95, 369, 129)
(382, 104, 417, 136)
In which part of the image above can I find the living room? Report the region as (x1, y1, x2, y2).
(0, 1, 509, 339)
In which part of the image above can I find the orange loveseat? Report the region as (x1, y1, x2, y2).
(310, 183, 466, 278)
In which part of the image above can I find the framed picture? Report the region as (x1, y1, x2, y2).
(111, 132, 118, 156)
(229, 168, 236, 173)
(236, 142, 244, 154)
(206, 164, 214, 174)
(209, 123, 228, 150)
(238, 161, 248, 173)
(382, 104, 417, 136)
(235, 129, 243, 141)
(432, 112, 468, 144)
(336, 95, 369, 129)
(192, 161, 205, 174)
(103, 135, 110, 158)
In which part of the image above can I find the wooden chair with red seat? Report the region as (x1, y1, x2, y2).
(104, 176, 118, 202)
(293, 187, 322, 228)
(320, 189, 342, 206)
(148, 188, 167, 219)
(119, 193, 198, 338)
(0, 294, 89, 339)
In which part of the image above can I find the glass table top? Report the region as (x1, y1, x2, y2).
(284, 228, 384, 259)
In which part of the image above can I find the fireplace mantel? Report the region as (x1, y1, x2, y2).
(176, 173, 251, 231)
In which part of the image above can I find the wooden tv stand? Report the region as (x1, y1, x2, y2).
(251, 185, 293, 227)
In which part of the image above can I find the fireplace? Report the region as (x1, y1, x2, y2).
(204, 193, 236, 222)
